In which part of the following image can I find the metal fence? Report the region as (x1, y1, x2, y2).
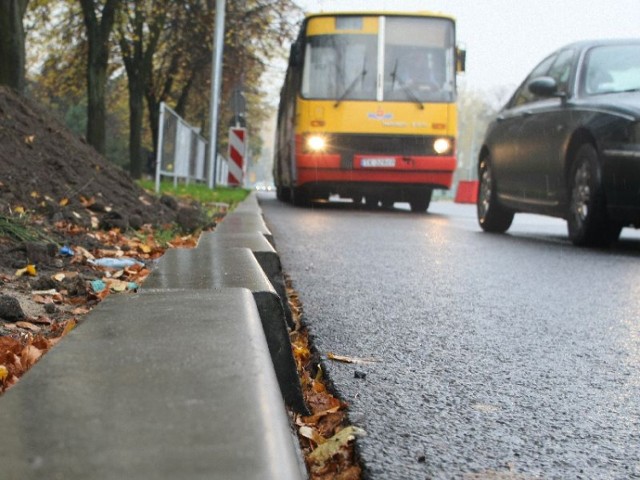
(155, 102, 227, 191)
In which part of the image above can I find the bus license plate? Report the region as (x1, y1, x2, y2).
(360, 158, 396, 168)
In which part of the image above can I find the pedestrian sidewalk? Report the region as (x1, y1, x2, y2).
(0, 192, 307, 480)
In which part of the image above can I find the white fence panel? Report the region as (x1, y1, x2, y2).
(155, 102, 209, 192)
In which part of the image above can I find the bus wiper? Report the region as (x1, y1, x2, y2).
(390, 59, 424, 110)
(334, 58, 367, 108)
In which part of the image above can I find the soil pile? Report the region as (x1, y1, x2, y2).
(0, 85, 196, 270)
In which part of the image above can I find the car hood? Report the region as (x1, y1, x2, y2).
(580, 91, 640, 119)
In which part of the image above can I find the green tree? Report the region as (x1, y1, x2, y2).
(0, 0, 30, 93)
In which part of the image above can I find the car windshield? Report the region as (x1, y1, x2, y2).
(583, 44, 640, 95)
(301, 16, 455, 103)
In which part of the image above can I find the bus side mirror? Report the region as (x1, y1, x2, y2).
(290, 42, 303, 67)
(456, 47, 466, 73)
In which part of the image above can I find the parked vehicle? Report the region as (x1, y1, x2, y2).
(477, 39, 640, 246)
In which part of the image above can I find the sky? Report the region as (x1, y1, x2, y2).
(292, 0, 640, 96)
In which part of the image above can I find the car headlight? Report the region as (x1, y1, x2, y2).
(433, 138, 453, 155)
(306, 135, 327, 152)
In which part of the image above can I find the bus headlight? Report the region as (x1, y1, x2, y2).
(306, 135, 327, 152)
(433, 138, 453, 155)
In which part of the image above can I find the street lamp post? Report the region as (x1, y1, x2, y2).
(207, 0, 226, 188)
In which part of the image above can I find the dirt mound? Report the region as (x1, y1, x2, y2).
(0, 85, 176, 229)
(0, 86, 197, 271)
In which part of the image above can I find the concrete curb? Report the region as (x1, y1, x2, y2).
(0, 192, 307, 479)
(142, 246, 306, 414)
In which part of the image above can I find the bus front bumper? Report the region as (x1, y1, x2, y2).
(296, 153, 457, 189)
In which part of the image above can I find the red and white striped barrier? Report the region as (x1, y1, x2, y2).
(228, 127, 247, 186)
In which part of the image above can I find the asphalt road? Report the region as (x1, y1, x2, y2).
(259, 193, 640, 480)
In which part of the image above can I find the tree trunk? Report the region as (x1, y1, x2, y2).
(128, 77, 144, 179)
(86, 51, 107, 153)
(0, 0, 28, 94)
(80, 0, 119, 155)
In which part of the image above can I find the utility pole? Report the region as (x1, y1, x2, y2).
(207, 0, 225, 188)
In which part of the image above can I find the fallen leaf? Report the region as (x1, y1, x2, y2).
(32, 295, 47, 304)
(24, 135, 35, 145)
(31, 316, 53, 325)
(79, 195, 95, 207)
(15, 264, 37, 277)
(16, 321, 41, 333)
(75, 246, 95, 260)
(30, 191, 40, 198)
(21, 345, 42, 368)
(307, 426, 366, 464)
(59, 197, 69, 206)
(327, 352, 379, 365)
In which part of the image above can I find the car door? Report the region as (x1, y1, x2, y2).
(512, 49, 577, 209)
(489, 54, 557, 202)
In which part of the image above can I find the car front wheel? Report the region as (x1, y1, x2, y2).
(477, 155, 514, 233)
(567, 144, 622, 246)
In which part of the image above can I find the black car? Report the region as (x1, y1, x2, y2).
(477, 39, 640, 246)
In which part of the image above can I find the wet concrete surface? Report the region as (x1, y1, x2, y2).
(259, 193, 640, 479)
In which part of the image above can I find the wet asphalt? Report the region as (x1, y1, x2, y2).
(259, 193, 640, 480)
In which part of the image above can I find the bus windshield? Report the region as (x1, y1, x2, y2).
(301, 16, 456, 103)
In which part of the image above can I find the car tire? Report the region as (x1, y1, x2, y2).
(567, 143, 622, 246)
(477, 155, 514, 233)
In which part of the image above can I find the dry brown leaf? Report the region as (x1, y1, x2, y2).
(21, 345, 42, 368)
(74, 246, 95, 260)
(16, 321, 41, 333)
(79, 195, 95, 207)
(31, 316, 53, 325)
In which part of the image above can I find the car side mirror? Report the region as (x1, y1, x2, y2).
(528, 76, 559, 97)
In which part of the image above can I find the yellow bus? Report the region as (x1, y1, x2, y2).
(274, 11, 465, 211)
